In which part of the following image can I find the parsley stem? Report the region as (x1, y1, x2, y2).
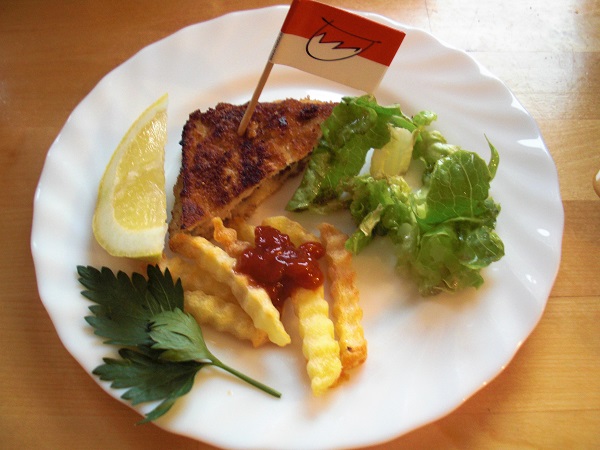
(210, 359, 281, 398)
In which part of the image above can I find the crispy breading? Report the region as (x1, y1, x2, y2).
(212, 217, 251, 258)
(170, 232, 290, 347)
(319, 223, 367, 373)
(228, 217, 256, 244)
(169, 100, 336, 241)
(184, 290, 268, 347)
(292, 286, 342, 395)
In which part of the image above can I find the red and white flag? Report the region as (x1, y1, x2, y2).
(269, 0, 406, 93)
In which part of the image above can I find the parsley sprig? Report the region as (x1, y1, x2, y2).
(77, 264, 281, 423)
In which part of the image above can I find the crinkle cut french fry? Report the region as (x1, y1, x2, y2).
(261, 216, 317, 245)
(212, 217, 251, 258)
(292, 286, 342, 395)
(228, 218, 256, 244)
(184, 290, 268, 347)
(319, 223, 367, 372)
(263, 216, 342, 392)
(169, 232, 290, 347)
(161, 248, 267, 346)
(159, 256, 236, 303)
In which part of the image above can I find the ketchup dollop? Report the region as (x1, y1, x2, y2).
(236, 225, 325, 310)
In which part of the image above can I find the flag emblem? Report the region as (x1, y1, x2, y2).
(305, 19, 380, 62)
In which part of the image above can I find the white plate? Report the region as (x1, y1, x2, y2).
(31, 6, 563, 450)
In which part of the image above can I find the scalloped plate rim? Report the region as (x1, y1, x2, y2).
(31, 6, 563, 450)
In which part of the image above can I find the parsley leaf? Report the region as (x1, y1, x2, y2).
(77, 264, 281, 423)
(77, 264, 183, 347)
(150, 309, 281, 397)
(150, 309, 211, 362)
(93, 348, 204, 424)
(78, 265, 155, 347)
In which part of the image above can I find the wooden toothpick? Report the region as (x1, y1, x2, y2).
(237, 61, 274, 136)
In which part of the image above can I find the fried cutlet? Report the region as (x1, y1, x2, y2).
(168, 99, 336, 242)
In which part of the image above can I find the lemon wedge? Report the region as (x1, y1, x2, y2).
(93, 94, 168, 262)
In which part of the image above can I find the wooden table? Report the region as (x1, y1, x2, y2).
(2, 0, 598, 448)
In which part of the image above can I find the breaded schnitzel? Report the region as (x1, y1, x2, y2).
(169, 99, 335, 242)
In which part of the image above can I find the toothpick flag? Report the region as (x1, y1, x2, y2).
(238, 0, 406, 134)
(272, 0, 405, 92)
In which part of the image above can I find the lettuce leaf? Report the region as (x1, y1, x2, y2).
(286, 95, 418, 211)
(345, 175, 415, 254)
(287, 95, 504, 295)
(420, 149, 496, 225)
(345, 142, 503, 295)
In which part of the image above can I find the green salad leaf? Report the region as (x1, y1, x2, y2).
(421, 149, 496, 225)
(286, 95, 417, 211)
(287, 95, 504, 295)
(77, 265, 280, 423)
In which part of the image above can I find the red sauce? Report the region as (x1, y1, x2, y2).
(236, 225, 325, 310)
